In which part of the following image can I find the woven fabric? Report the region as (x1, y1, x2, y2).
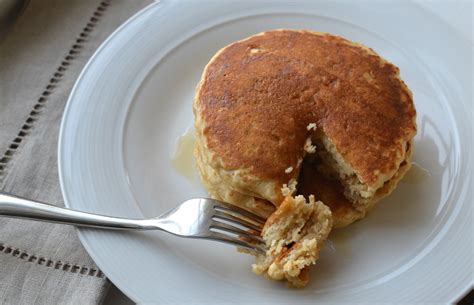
(0, 0, 150, 303)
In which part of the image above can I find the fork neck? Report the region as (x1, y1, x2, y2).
(0, 193, 158, 231)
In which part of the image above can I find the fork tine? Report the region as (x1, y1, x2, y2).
(213, 201, 266, 225)
(212, 210, 263, 233)
(207, 231, 266, 253)
(210, 220, 263, 244)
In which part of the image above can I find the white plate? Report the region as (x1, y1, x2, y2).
(59, 0, 473, 303)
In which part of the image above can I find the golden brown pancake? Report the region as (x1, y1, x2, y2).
(193, 29, 416, 287)
(194, 29, 416, 212)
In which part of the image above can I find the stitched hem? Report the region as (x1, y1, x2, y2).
(0, 0, 111, 186)
(0, 243, 105, 278)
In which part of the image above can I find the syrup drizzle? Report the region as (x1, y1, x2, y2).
(171, 127, 198, 182)
(402, 162, 431, 184)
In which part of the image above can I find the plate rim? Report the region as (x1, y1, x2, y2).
(57, 1, 162, 302)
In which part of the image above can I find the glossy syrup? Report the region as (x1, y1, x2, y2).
(402, 162, 431, 184)
(329, 229, 352, 257)
(171, 127, 198, 182)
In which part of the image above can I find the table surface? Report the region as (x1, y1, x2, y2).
(101, 1, 472, 304)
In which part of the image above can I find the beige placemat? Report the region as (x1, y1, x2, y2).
(0, 0, 150, 303)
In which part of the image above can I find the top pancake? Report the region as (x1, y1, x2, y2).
(193, 29, 416, 206)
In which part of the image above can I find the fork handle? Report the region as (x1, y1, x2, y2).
(0, 193, 155, 230)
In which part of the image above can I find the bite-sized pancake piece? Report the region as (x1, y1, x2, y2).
(251, 195, 332, 287)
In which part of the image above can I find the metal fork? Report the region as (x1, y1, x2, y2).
(0, 193, 266, 253)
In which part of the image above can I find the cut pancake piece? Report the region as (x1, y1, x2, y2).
(309, 130, 413, 211)
(298, 137, 413, 228)
(251, 195, 332, 287)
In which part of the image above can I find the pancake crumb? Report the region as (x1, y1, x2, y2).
(304, 138, 316, 154)
(281, 179, 297, 196)
(285, 166, 294, 174)
(306, 123, 317, 131)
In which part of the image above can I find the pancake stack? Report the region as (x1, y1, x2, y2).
(193, 29, 416, 287)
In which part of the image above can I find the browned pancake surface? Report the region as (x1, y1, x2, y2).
(194, 29, 416, 195)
